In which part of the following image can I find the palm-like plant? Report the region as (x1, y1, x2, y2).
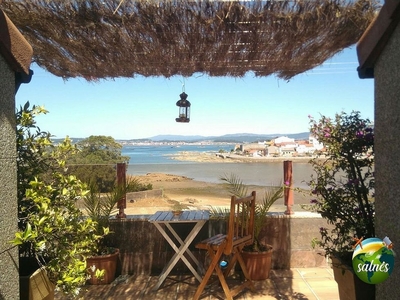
(84, 177, 148, 255)
(84, 183, 123, 255)
(219, 173, 284, 252)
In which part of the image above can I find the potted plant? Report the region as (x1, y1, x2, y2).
(12, 102, 101, 298)
(304, 111, 375, 299)
(12, 144, 102, 297)
(170, 200, 187, 216)
(84, 176, 141, 285)
(83, 182, 128, 285)
(217, 173, 284, 280)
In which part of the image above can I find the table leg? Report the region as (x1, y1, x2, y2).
(165, 222, 203, 270)
(152, 221, 206, 290)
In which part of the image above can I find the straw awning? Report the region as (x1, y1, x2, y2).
(1, 0, 378, 80)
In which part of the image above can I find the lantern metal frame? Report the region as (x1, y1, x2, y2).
(175, 91, 191, 123)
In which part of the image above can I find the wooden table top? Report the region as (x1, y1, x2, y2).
(148, 210, 209, 223)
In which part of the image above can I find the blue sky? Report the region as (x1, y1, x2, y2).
(15, 46, 374, 140)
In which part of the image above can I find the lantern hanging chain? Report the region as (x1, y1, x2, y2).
(180, 77, 185, 93)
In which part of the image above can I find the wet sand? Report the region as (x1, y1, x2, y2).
(124, 172, 312, 215)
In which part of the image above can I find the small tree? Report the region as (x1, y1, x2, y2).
(67, 135, 130, 192)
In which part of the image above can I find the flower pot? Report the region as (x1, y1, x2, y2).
(331, 255, 375, 300)
(241, 249, 273, 280)
(86, 249, 119, 285)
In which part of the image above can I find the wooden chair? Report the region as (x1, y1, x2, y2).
(193, 191, 256, 300)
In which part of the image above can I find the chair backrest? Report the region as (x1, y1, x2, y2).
(224, 191, 256, 255)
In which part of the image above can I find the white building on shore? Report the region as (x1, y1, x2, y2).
(237, 135, 324, 158)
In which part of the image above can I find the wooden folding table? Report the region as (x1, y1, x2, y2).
(148, 210, 209, 290)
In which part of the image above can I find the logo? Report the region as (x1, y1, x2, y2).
(352, 237, 395, 284)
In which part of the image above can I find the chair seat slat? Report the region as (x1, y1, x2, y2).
(196, 234, 226, 249)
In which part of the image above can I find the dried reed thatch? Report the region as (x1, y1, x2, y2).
(1, 0, 378, 80)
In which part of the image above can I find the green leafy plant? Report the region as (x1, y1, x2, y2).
(305, 111, 375, 263)
(219, 173, 284, 252)
(16, 102, 61, 256)
(12, 143, 101, 296)
(12, 102, 104, 297)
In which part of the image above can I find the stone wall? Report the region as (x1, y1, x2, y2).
(106, 212, 330, 277)
(374, 20, 400, 299)
(0, 55, 19, 299)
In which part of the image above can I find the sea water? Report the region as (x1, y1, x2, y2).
(123, 145, 314, 189)
(123, 144, 234, 165)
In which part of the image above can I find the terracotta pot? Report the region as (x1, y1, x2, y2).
(331, 255, 375, 300)
(241, 249, 272, 280)
(86, 249, 119, 285)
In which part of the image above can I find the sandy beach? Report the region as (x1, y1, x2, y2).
(124, 172, 312, 215)
(124, 173, 231, 215)
(122, 151, 314, 215)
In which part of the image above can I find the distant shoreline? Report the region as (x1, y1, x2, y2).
(168, 151, 314, 163)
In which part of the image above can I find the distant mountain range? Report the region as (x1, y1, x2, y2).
(54, 132, 310, 144)
(125, 132, 310, 143)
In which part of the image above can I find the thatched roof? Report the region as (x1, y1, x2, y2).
(1, 0, 378, 80)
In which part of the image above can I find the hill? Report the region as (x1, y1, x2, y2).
(53, 132, 310, 144)
(149, 132, 309, 143)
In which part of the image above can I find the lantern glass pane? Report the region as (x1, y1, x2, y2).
(179, 107, 186, 118)
(186, 107, 190, 118)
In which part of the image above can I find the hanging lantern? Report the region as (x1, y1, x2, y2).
(175, 92, 191, 123)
